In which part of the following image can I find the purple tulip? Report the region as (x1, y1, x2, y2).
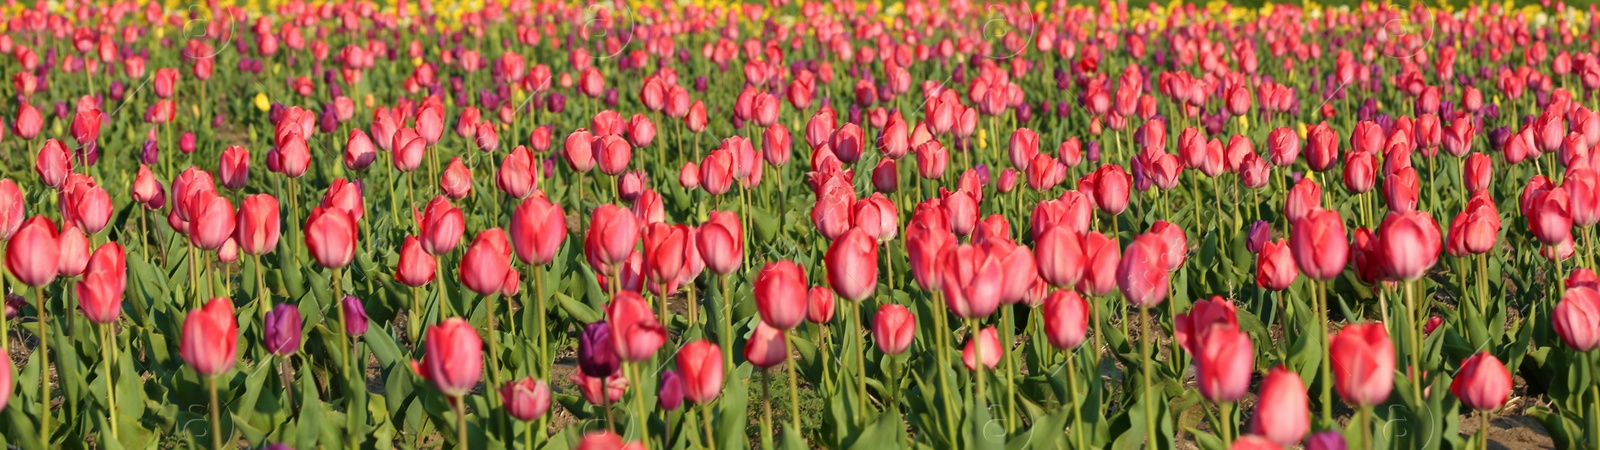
(342, 296, 369, 336)
(578, 321, 619, 377)
(263, 304, 302, 356)
(658, 369, 684, 411)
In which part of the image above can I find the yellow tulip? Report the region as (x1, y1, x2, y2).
(254, 93, 271, 112)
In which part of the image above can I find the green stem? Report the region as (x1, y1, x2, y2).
(1404, 281, 1424, 407)
(1065, 349, 1085, 450)
(1318, 280, 1334, 422)
(760, 368, 774, 450)
(455, 395, 468, 449)
(854, 300, 869, 412)
(102, 324, 118, 443)
(208, 376, 223, 450)
(333, 269, 349, 374)
(1139, 306, 1157, 446)
(1219, 402, 1233, 448)
(720, 274, 733, 375)
(1362, 406, 1374, 450)
(255, 255, 269, 323)
(971, 318, 987, 411)
(701, 404, 717, 450)
(786, 330, 801, 433)
(37, 287, 50, 443)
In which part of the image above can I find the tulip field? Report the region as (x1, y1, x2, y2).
(11, 0, 1600, 448)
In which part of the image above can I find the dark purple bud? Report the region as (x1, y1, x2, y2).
(141, 140, 159, 165)
(319, 108, 338, 133)
(341, 296, 369, 336)
(578, 321, 620, 377)
(694, 76, 708, 92)
(658, 370, 684, 410)
(4, 293, 22, 320)
(1086, 141, 1102, 162)
(548, 93, 567, 113)
(263, 303, 302, 356)
(604, 88, 619, 107)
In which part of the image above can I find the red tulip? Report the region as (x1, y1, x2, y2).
(563, 128, 598, 173)
(1149, 220, 1188, 271)
(755, 260, 808, 330)
(13, 103, 42, 140)
(1078, 231, 1121, 296)
(812, 183, 855, 240)
(459, 228, 512, 296)
(1289, 209, 1348, 280)
(1249, 367, 1309, 446)
(941, 243, 1003, 318)
(686, 100, 709, 133)
(1448, 191, 1500, 256)
(863, 304, 914, 355)
(962, 326, 1002, 370)
(1041, 290, 1090, 350)
(395, 236, 437, 287)
(304, 206, 357, 269)
(1342, 150, 1376, 194)
(416, 104, 445, 144)
(850, 193, 898, 242)
(1267, 127, 1301, 167)
(276, 131, 312, 178)
(437, 157, 473, 200)
(320, 178, 365, 223)
(236, 194, 280, 256)
(607, 291, 666, 362)
(697, 211, 742, 275)
(418, 196, 466, 255)
(181, 298, 238, 377)
(70, 108, 103, 146)
(1556, 287, 1600, 351)
(1450, 352, 1511, 411)
(413, 318, 484, 398)
(1195, 325, 1253, 403)
(501, 377, 552, 422)
(1570, 169, 1600, 227)
(1350, 121, 1384, 155)
(1241, 220, 1291, 280)
(392, 128, 427, 172)
(76, 242, 126, 324)
(984, 239, 1038, 305)
(219, 146, 250, 190)
(1284, 177, 1322, 224)
(1381, 167, 1420, 213)
(509, 194, 567, 266)
(1090, 164, 1131, 215)
(1035, 225, 1086, 288)
(826, 227, 880, 302)
(1009, 128, 1040, 171)
(1376, 211, 1442, 281)
(582, 205, 639, 272)
(1172, 296, 1239, 353)
(1307, 122, 1340, 172)
(744, 321, 788, 369)
(187, 191, 236, 250)
(594, 134, 633, 176)
(677, 340, 724, 404)
(914, 140, 949, 180)
(497, 146, 538, 199)
(130, 166, 163, 210)
(1118, 233, 1170, 308)
(639, 223, 693, 295)
(6, 216, 58, 286)
(700, 149, 734, 195)
(35, 139, 71, 188)
(60, 175, 111, 234)
(1329, 323, 1395, 407)
(55, 224, 89, 278)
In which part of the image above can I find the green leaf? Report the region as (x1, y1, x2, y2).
(714, 364, 753, 450)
